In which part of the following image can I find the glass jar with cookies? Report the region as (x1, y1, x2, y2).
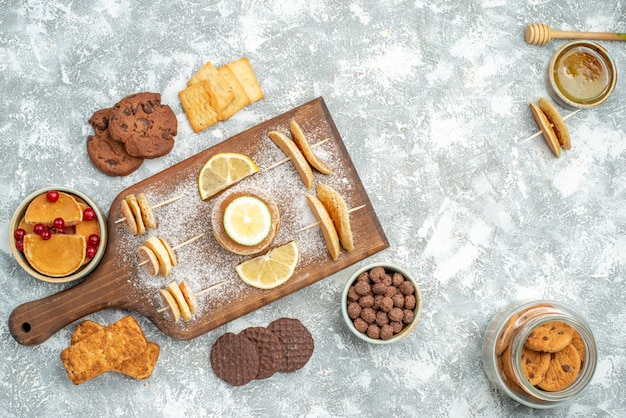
(482, 300, 597, 409)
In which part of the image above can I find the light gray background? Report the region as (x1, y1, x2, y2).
(1, 1, 625, 417)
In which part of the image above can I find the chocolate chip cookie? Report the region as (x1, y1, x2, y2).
(108, 92, 177, 159)
(86, 108, 144, 176)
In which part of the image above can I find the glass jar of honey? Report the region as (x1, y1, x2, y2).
(547, 41, 617, 109)
(482, 300, 597, 409)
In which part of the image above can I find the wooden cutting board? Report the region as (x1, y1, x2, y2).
(9, 97, 388, 346)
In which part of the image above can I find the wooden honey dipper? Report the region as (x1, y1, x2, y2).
(525, 23, 626, 45)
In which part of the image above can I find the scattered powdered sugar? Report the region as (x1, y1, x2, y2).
(110, 113, 365, 333)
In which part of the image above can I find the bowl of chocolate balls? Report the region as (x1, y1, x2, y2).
(342, 262, 422, 344)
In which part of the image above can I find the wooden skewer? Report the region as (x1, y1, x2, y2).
(263, 138, 330, 172)
(296, 204, 366, 233)
(525, 23, 626, 46)
(115, 194, 185, 224)
(519, 109, 581, 144)
(157, 281, 226, 313)
(138, 233, 204, 267)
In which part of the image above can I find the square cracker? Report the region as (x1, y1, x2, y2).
(187, 60, 235, 115)
(72, 320, 160, 380)
(179, 80, 220, 133)
(60, 316, 148, 385)
(217, 65, 251, 120)
(226, 57, 264, 104)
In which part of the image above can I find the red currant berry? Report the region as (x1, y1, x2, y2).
(86, 245, 97, 258)
(40, 228, 52, 240)
(14, 228, 26, 241)
(15, 240, 24, 252)
(33, 223, 45, 235)
(87, 234, 100, 247)
(53, 217, 65, 229)
(47, 190, 59, 202)
(83, 208, 96, 221)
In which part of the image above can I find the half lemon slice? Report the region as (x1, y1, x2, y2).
(235, 241, 299, 289)
(198, 153, 258, 200)
(223, 195, 272, 247)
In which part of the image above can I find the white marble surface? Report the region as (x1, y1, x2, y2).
(1, 1, 625, 417)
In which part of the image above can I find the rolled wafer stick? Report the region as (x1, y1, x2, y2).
(115, 194, 185, 224)
(296, 204, 366, 233)
(519, 109, 581, 144)
(157, 281, 226, 313)
(262, 138, 331, 172)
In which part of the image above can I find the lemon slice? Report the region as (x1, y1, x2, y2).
(223, 196, 272, 246)
(235, 241, 299, 289)
(198, 153, 258, 200)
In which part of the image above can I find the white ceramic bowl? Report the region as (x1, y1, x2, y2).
(341, 262, 423, 344)
(9, 186, 108, 284)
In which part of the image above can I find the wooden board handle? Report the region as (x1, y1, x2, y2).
(8, 267, 128, 346)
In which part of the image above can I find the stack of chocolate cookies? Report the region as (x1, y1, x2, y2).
(86, 92, 177, 176)
(210, 318, 314, 386)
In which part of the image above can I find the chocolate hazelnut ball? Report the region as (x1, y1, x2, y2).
(392, 272, 405, 287)
(360, 307, 376, 323)
(399, 280, 415, 296)
(389, 307, 404, 322)
(354, 280, 371, 296)
(347, 302, 362, 319)
(392, 293, 405, 308)
(366, 324, 381, 339)
(380, 324, 394, 340)
(403, 309, 415, 324)
(353, 317, 368, 333)
(404, 295, 416, 310)
(372, 282, 387, 295)
(369, 266, 386, 283)
(379, 296, 394, 313)
(375, 310, 389, 327)
(347, 286, 360, 302)
(359, 294, 374, 308)
(390, 321, 403, 334)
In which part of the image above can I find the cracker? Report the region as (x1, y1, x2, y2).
(60, 316, 148, 385)
(187, 60, 235, 114)
(71, 320, 160, 380)
(217, 65, 251, 120)
(225, 57, 264, 104)
(178, 80, 220, 133)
